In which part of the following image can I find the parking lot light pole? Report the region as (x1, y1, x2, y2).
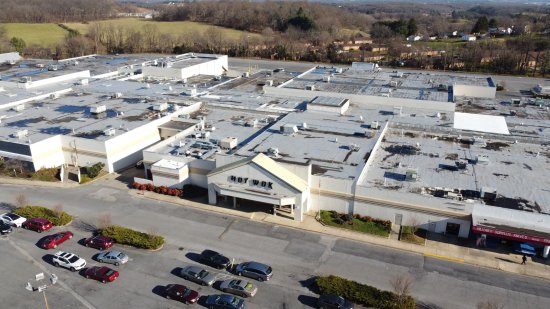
(26, 273, 57, 309)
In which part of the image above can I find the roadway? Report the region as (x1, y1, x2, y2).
(1, 179, 549, 309)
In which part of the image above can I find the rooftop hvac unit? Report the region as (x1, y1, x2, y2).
(301, 122, 308, 129)
(19, 76, 31, 83)
(335, 67, 343, 74)
(48, 65, 58, 71)
(7, 60, 16, 65)
(476, 155, 490, 165)
(305, 85, 315, 91)
(14, 129, 28, 139)
(145, 83, 151, 89)
(220, 137, 238, 150)
(349, 144, 360, 151)
(79, 78, 89, 85)
(390, 80, 398, 87)
(12, 104, 25, 112)
(371, 121, 380, 130)
(267, 147, 279, 157)
(405, 169, 418, 181)
(35, 63, 45, 68)
(393, 106, 402, 116)
(90, 105, 107, 114)
(153, 102, 169, 111)
(242, 72, 250, 78)
(103, 128, 116, 136)
(280, 124, 298, 134)
(49, 93, 60, 99)
(265, 80, 274, 87)
(323, 76, 331, 83)
(111, 92, 123, 99)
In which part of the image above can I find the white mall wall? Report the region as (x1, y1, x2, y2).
(264, 87, 456, 112)
(29, 135, 65, 170)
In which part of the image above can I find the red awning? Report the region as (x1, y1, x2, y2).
(472, 225, 550, 246)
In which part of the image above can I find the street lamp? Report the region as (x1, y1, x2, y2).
(26, 272, 57, 309)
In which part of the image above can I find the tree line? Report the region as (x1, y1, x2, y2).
(0, 0, 116, 23)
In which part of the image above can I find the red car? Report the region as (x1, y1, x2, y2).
(42, 231, 73, 249)
(23, 218, 53, 233)
(85, 266, 119, 283)
(84, 235, 113, 250)
(165, 284, 200, 304)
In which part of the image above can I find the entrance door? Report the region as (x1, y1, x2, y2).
(446, 222, 460, 236)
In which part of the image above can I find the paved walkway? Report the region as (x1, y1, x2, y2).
(2, 175, 549, 281)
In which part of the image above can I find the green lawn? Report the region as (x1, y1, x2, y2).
(3, 23, 69, 48)
(63, 18, 263, 41)
(320, 210, 390, 237)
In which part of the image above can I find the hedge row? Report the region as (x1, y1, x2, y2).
(99, 225, 164, 250)
(132, 182, 182, 197)
(14, 206, 73, 226)
(327, 210, 392, 230)
(315, 275, 415, 309)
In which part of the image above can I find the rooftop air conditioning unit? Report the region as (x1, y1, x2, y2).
(12, 104, 25, 112)
(111, 92, 123, 99)
(48, 65, 58, 71)
(103, 128, 116, 136)
(267, 147, 279, 157)
(242, 72, 250, 78)
(305, 85, 315, 91)
(335, 67, 343, 74)
(371, 121, 380, 130)
(14, 129, 28, 139)
(49, 93, 60, 99)
(265, 80, 274, 87)
(79, 78, 89, 85)
(90, 105, 107, 114)
(323, 76, 331, 83)
(153, 102, 168, 111)
(19, 76, 31, 83)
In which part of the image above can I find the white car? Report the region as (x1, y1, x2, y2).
(0, 213, 27, 227)
(53, 251, 87, 272)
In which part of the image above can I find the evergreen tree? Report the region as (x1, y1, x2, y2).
(472, 16, 489, 34)
(407, 18, 418, 36)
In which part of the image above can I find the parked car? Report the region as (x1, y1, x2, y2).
(180, 265, 216, 286)
(205, 294, 245, 309)
(42, 231, 73, 249)
(318, 294, 354, 309)
(23, 218, 53, 233)
(97, 250, 129, 266)
(0, 213, 26, 227)
(84, 235, 113, 250)
(220, 279, 257, 298)
(85, 266, 119, 283)
(0, 222, 13, 235)
(235, 262, 272, 281)
(164, 284, 200, 304)
(53, 251, 86, 271)
(200, 249, 230, 269)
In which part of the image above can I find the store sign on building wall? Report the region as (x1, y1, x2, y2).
(472, 225, 550, 245)
(229, 175, 273, 190)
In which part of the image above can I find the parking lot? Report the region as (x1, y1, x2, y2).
(1, 223, 319, 309)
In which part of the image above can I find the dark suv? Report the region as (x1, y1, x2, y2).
(318, 294, 353, 309)
(235, 261, 272, 281)
(200, 249, 230, 269)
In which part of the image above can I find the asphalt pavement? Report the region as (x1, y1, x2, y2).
(1, 178, 550, 309)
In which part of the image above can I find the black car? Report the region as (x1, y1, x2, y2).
(200, 249, 230, 269)
(318, 294, 354, 309)
(0, 222, 12, 235)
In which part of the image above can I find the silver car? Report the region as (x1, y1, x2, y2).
(220, 279, 258, 298)
(180, 266, 216, 286)
(97, 251, 129, 266)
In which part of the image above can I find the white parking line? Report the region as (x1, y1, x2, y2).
(8, 238, 97, 309)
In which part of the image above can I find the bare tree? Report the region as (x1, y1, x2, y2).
(97, 212, 112, 230)
(53, 203, 64, 219)
(477, 300, 504, 309)
(15, 193, 28, 208)
(390, 273, 414, 309)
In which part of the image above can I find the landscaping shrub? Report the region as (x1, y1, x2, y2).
(132, 182, 182, 197)
(86, 162, 105, 178)
(315, 275, 415, 309)
(14, 206, 72, 226)
(99, 225, 164, 250)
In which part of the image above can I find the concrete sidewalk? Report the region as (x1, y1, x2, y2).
(129, 189, 550, 281)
